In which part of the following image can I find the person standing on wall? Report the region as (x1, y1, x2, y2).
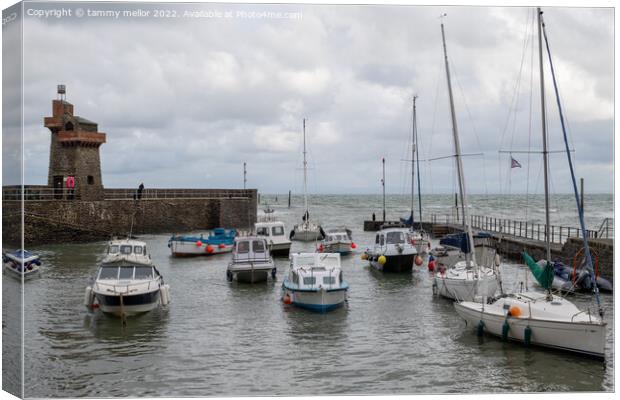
(137, 182, 145, 200)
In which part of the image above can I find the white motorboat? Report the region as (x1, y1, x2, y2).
(290, 119, 324, 242)
(431, 18, 499, 301)
(85, 239, 170, 317)
(454, 291, 605, 359)
(255, 212, 291, 256)
(319, 228, 355, 255)
(454, 8, 607, 359)
(282, 253, 348, 312)
(363, 227, 418, 273)
(2, 250, 41, 279)
(227, 236, 276, 283)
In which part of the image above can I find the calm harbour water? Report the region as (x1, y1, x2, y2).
(3, 194, 614, 397)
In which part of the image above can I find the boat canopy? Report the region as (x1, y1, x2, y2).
(97, 264, 155, 280)
(232, 237, 270, 262)
(292, 253, 341, 269)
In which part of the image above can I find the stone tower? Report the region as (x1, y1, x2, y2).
(43, 85, 106, 200)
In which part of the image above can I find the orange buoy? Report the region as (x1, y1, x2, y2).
(508, 305, 522, 317)
(206, 245, 215, 254)
(415, 255, 423, 266)
(351, 243, 357, 249)
(195, 240, 202, 247)
(283, 294, 292, 305)
(428, 260, 436, 271)
(218, 243, 225, 249)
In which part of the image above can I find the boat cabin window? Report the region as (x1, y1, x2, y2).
(252, 240, 265, 253)
(303, 277, 316, 285)
(119, 266, 134, 280)
(380, 235, 385, 246)
(120, 245, 133, 255)
(272, 226, 284, 236)
(108, 245, 119, 254)
(237, 241, 250, 253)
(134, 266, 153, 279)
(133, 246, 143, 255)
(386, 231, 405, 244)
(256, 227, 269, 236)
(99, 266, 119, 280)
(292, 271, 299, 285)
(375, 234, 380, 244)
(323, 276, 336, 285)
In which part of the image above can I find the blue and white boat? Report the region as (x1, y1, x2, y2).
(168, 228, 237, 256)
(282, 253, 348, 312)
(2, 250, 41, 278)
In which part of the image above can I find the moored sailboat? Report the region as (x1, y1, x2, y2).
(454, 8, 606, 359)
(431, 18, 499, 301)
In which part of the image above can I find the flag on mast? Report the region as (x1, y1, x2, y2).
(511, 157, 522, 168)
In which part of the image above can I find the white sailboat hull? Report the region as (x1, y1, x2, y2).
(433, 263, 498, 301)
(454, 299, 606, 359)
(292, 226, 322, 241)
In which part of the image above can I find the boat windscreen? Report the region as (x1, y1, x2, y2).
(237, 241, 250, 253)
(134, 266, 153, 279)
(119, 266, 134, 280)
(386, 231, 405, 244)
(272, 226, 284, 236)
(252, 240, 265, 253)
(99, 266, 119, 279)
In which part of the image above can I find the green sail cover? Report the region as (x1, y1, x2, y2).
(522, 251, 554, 290)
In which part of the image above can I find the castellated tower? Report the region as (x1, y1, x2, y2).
(43, 85, 106, 200)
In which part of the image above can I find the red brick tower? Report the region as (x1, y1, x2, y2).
(44, 85, 106, 200)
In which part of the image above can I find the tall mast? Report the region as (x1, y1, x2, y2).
(415, 97, 423, 229)
(537, 8, 551, 262)
(441, 20, 476, 266)
(411, 96, 417, 223)
(382, 157, 386, 222)
(303, 118, 309, 221)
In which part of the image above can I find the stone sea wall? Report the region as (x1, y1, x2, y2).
(2, 191, 257, 246)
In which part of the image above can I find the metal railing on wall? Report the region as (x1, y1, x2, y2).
(103, 188, 254, 200)
(2, 186, 78, 201)
(429, 213, 610, 243)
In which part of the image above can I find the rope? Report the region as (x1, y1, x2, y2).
(541, 14, 602, 316)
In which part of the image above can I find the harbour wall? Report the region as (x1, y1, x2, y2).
(2, 189, 257, 246)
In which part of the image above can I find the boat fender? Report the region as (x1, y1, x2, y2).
(83, 286, 94, 308)
(524, 325, 532, 346)
(432, 281, 438, 295)
(502, 319, 510, 341)
(477, 320, 485, 337)
(195, 240, 202, 247)
(360, 253, 368, 261)
(415, 256, 423, 266)
(283, 293, 292, 305)
(206, 245, 215, 254)
(319, 244, 324, 252)
(271, 268, 277, 280)
(33, 259, 42, 266)
(289, 230, 295, 240)
(226, 270, 233, 282)
(428, 260, 436, 271)
(351, 243, 357, 249)
(494, 254, 501, 267)
(378, 255, 387, 265)
(508, 306, 522, 317)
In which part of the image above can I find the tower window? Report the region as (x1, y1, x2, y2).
(87, 176, 94, 185)
(65, 121, 74, 131)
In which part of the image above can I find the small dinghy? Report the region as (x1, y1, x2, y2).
(168, 228, 237, 256)
(3, 250, 41, 279)
(85, 239, 170, 317)
(282, 253, 348, 312)
(227, 236, 276, 283)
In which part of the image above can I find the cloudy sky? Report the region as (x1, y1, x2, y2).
(3, 1, 614, 195)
